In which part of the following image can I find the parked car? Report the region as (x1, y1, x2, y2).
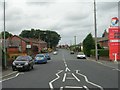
(34, 54, 47, 64)
(53, 51, 58, 55)
(12, 55, 34, 71)
(70, 51, 74, 54)
(77, 52, 86, 59)
(45, 53, 51, 60)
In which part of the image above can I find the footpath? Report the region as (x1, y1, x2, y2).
(87, 57, 120, 70)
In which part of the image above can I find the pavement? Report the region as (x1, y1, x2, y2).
(1, 49, 120, 89)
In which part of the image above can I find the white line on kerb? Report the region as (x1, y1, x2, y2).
(76, 70, 104, 90)
(72, 73, 80, 82)
(49, 70, 63, 89)
(62, 73, 67, 82)
(0, 73, 20, 82)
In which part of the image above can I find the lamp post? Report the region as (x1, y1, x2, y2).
(94, 0, 98, 61)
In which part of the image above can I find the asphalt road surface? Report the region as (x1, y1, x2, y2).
(2, 49, 119, 90)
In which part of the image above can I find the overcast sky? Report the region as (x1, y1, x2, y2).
(0, 0, 119, 45)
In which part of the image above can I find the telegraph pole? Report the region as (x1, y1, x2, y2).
(3, 0, 7, 68)
(94, 0, 98, 61)
(74, 36, 76, 52)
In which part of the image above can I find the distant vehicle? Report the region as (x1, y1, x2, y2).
(45, 53, 51, 60)
(34, 54, 47, 64)
(70, 51, 74, 54)
(53, 51, 58, 55)
(12, 56, 34, 71)
(77, 52, 86, 59)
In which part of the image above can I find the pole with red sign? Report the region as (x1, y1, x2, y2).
(109, 17, 120, 61)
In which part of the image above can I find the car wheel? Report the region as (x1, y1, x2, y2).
(27, 66, 31, 71)
(12, 68, 16, 71)
(31, 66, 34, 69)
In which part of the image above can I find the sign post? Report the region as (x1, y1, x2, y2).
(108, 17, 120, 61)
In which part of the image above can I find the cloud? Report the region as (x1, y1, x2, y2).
(0, 0, 119, 45)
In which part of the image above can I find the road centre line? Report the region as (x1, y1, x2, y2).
(76, 70, 104, 90)
(72, 73, 80, 82)
(49, 70, 63, 89)
(62, 73, 67, 82)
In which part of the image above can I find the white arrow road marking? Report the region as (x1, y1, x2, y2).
(49, 70, 63, 89)
(65, 67, 71, 72)
(76, 70, 104, 90)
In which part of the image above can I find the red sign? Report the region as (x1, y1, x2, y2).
(109, 26, 120, 61)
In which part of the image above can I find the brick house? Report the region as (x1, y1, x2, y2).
(6, 35, 47, 54)
(98, 30, 109, 49)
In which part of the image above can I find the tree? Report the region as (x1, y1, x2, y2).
(83, 33, 95, 57)
(1, 31, 13, 39)
(19, 29, 61, 48)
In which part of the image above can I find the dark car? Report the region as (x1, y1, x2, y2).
(34, 54, 47, 64)
(12, 56, 34, 71)
(45, 53, 51, 60)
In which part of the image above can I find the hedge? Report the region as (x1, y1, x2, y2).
(91, 49, 109, 57)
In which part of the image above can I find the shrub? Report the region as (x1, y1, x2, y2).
(91, 49, 109, 57)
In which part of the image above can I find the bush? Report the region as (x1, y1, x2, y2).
(91, 49, 109, 57)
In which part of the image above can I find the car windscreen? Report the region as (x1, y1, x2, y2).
(35, 54, 44, 57)
(16, 56, 29, 61)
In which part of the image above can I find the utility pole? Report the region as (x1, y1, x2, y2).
(94, 0, 98, 61)
(3, 0, 7, 68)
(74, 36, 76, 52)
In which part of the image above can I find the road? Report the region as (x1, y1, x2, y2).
(2, 49, 119, 90)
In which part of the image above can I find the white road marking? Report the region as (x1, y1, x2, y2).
(0, 71, 18, 79)
(62, 73, 67, 82)
(0, 73, 20, 82)
(66, 77, 75, 80)
(83, 85, 89, 90)
(72, 73, 80, 82)
(65, 67, 71, 72)
(49, 70, 63, 89)
(65, 86, 83, 88)
(76, 70, 104, 90)
(87, 58, 120, 71)
(112, 68, 120, 71)
(60, 87, 63, 90)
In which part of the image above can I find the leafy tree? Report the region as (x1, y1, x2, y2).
(19, 29, 61, 48)
(83, 33, 95, 57)
(1, 31, 13, 39)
